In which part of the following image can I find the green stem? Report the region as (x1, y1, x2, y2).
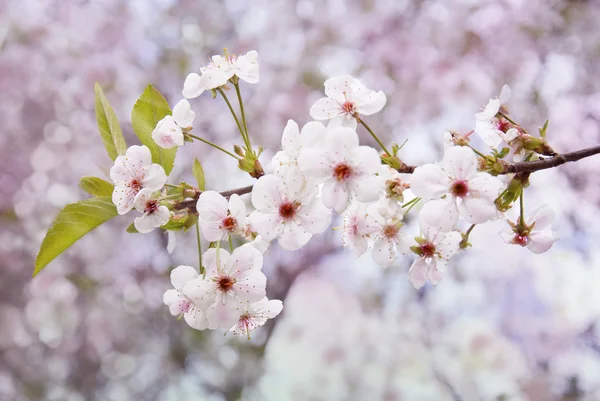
(188, 134, 239, 159)
(195, 221, 204, 275)
(401, 197, 420, 208)
(468, 145, 486, 158)
(519, 191, 525, 227)
(234, 82, 250, 147)
(498, 111, 518, 126)
(403, 198, 421, 215)
(217, 88, 250, 149)
(356, 116, 391, 156)
(228, 235, 234, 252)
(465, 224, 476, 237)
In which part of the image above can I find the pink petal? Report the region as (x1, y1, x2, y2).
(408, 259, 428, 289)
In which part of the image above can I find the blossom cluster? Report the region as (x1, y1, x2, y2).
(107, 49, 559, 335)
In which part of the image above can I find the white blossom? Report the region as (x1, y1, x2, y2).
(182, 245, 267, 329)
(269, 119, 325, 182)
(228, 297, 283, 339)
(362, 200, 412, 266)
(379, 165, 410, 203)
(249, 174, 331, 251)
(196, 191, 246, 242)
(309, 75, 386, 129)
(407, 216, 462, 289)
(501, 204, 558, 254)
(133, 188, 170, 233)
(341, 203, 370, 257)
(151, 99, 195, 149)
(298, 127, 381, 212)
(163, 265, 208, 330)
(474, 84, 512, 148)
(182, 50, 259, 99)
(411, 146, 504, 231)
(110, 145, 167, 215)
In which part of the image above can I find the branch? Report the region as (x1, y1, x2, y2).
(173, 145, 600, 213)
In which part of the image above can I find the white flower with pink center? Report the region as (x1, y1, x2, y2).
(133, 188, 170, 233)
(298, 127, 381, 213)
(474, 85, 512, 148)
(411, 146, 504, 231)
(163, 265, 208, 330)
(228, 297, 283, 339)
(501, 204, 558, 254)
(309, 75, 387, 129)
(341, 203, 370, 257)
(182, 245, 267, 329)
(182, 50, 259, 99)
(196, 191, 246, 242)
(407, 217, 462, 289)
(151, 99, 195, 149)
(362, 200, 412, 266)
(249, 174, 331, 251)
(269, 119, 325, 183)
(379, 165, 410, 203)
(110, 145, 167, 215)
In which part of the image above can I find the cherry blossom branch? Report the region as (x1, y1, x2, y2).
(501, 144, 600, 174)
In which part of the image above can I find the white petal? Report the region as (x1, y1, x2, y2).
(182, 278, 218, 309)
(527, 231, 557, 254)
(321, 180, 350, 213)
(226, 244, 263, 277)
(202, 247, 231, 277)
(327, 115, 358, 130)
(426, 264, 445, 285)
(372, 238, 397, 266)
(527, 204, 555, 230)
(172, 99, 195, 128)
(348, 174, 381, 203)
(142, 164, 167, 190)
(228, 194, 246, 224)
(309, 97, 343, 120)
(408, 259, 429, 289)
(167, 231, 177, 254)
(201, 221, 227, 242)
(133, 188, 153, 213)
(152, 116, 184, 149)
(410, 164, 450, 199)
(297, 148, 330, 179)
(469, 173, 504, 202)
(499, 85, 512, 104)
(436, 231, 462, 259)
(459, 196, 497, 224)
(197, 191, 229, 222)
(255, 298, 284, 319)
(248, 211, 281, 241)
(299, 121, 326, 149)
(281, 119, 301, 157)
(295, 197, 331, 234)
(441, 146, 479, 181)
(170, 265, 199, 290)
(125, 145, 153, 167)
(206, 297, 244, 329)
(201, 68, 232, 90)
(475, 118, 503, 148)
(500, 226, 516, 244)
(394, 231, 413, 254)
(323, 127, 360, 159)
(234, 271, 267, 303)
(419, 198, 459, 232)
(324, 75, 355, 103)
(134, 214, 158, 233)
(348, 145, 381, 175)
(233, 51, 259, 84)
(163, 289, 189, 315)
(251, 174, 284, 211)
(482, 98, 501, 119)
(182, 73, 206, 99)
(112, 185, 136, 215)
(355, 90, 386, 115)
(278, 221, 312, 250)
(184, 308, 209, 330)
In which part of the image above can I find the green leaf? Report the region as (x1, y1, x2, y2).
(126, 222, 139, 233)
(131, 85, 177, 175)
(34, 197, 118, 277)
(79, 176, 114, 197)
(539, 119, 549, 138)
(192, 159, 205, 191)
(94, 83, 127, 160)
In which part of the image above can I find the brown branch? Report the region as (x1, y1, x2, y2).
(173, 145, 600, 213)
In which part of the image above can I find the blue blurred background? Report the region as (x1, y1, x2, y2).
(2, 0, 600, 400)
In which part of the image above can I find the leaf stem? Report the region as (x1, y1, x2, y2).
(217, 88, 250, 149)
(356, 116, 391, 156)
(188, 134, 238, 159)
(195, 221, 204, 275)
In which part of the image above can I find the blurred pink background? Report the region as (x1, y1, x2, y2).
(2, 0, 600, 400)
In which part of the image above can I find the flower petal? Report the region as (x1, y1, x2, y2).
(324, 75, 355, 103)
(348, 145, 381, 175)
(321, 180, 350, 213)
(459, 196, 497, 224)
(172, 99, 195, 128)
(469, 173, 504, 202)
(295, 197, 331, 234)
(300, 121, 326, 149)
(251, 174, 284, 211)
(170, 265, 199, 291)
(182, 278, 218, 309)
(248, 211, 281, 241)
(408, 258, 429, 289)
(441, 146, 479, 181)
(281, 119, 301, 157)
(142, 164, 167, 190)
(197, 191, 229, 222)
(182, 73, 206, 99)
(355, 90, 386, 115)
(206, 296, 244, 329)
(419, 197, 459, 232)
(278, 220, 312, 250)
(226, 244, 263, 277)
(297, 148, 330, 179)
(234, 271, 267, 303)
(410, 164, 450, 199)
(228, 194, 246, 224)
(348, 174, 381, 203)
(436, 231, 462, 259)
(309, 97, 343, 120)
(184, 308, 209, 330)
(372, 238, 396, 266)
(526, 204, 555, 230)
(202, 248, 231, 277)
(527, 231, 557, 254)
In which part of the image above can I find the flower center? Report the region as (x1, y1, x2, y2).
(217, 276, 235, 292)
(450, 180, 469, 198)
(386, 179, 409, 199)
(178, 299, 192, 313)
(144, 199, 159, 214)
(130, 179, 143, 192)
(382, 224, 398, 239)
(333, 163, 353, 181)
(279, 201, 300, 220)
(512, 234, 528, 247)
(496, 118, 511, 133)
(341, 101, 356, 115)
(221, 216, 238, 231)
(420, 242, 436, 258)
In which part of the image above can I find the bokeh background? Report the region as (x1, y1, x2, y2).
(2, 0, 600, 400)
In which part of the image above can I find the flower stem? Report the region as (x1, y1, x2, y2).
(188, 134, 239, 159)
(465, 224, 476, 237)
(401, 197, 421, 208)
(217, 88, 251, 149)
(234, 82, 251, 148)
(356, 116, 392, 156)
(195, 221, 204, 275)
(519, 191, 525, 228)
(498, 111, 518, 126)
(468, 145, 486, 158)
(403, 197, 421, 215)
(228, 235, 234, 252)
